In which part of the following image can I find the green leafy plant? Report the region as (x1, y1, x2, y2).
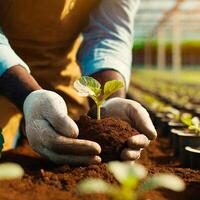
(0, 163, 24, 180)
(181, 116, 200, 135)
(180, 113, 193, 126)
(166, 108, 180, 121)
(74, 76, 124, 120)
(188, 117, 200, 135)
(0, 128, 24, 180)
(76, 161, 185, 200)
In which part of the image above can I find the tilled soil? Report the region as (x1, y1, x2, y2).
(0, 118, 200, 200)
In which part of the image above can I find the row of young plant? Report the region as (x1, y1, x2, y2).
(131, 76, 200, 116)
(128, 87, 200, 169)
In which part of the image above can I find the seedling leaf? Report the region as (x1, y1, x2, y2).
(74, 76, 101, 97)
(0, 163, 24, 180)
(191, 117, 200, 128)
(74, 76, 124, 120)
(76, 178, 114, 194)
(138, 174, 185, 194)
(103, 80, 124, 99)
(108, 162, 147, 187)
(181, 116, 192, 126)
(73, 80, 95, 97)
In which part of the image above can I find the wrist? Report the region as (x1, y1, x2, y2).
(0, 65, 42, 111)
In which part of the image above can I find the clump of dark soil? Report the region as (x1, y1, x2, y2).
(77, 116, 139, 162)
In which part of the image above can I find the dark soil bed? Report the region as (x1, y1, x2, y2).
(0, 117, 200, 200)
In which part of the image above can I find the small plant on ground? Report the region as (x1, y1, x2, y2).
(76, 161, 185, 200)
(0, 128, 24, 180)
(167, 111, 192, 123)
(74, 76, 124, 120)
(181, 116, 200, 135)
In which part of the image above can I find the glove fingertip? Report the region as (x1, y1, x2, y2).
(91, 142, 101, 155)
(63, 116, 79, 138)
(120, 148, 141, 161)
(92, 156, 102, 164)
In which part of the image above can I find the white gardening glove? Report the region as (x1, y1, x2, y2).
(100, 97, 157, 161)
(23, 90, 101, 165)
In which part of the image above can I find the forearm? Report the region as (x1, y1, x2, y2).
(0, 65, 42, 111)
(78, 0, 139, 92)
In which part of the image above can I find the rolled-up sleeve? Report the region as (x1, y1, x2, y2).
(77, 0, 140, 89)
(0, 28, 30, 77)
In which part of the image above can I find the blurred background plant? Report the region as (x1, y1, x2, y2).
(77, 161, 185, 200)
(0, 129, 24, 180)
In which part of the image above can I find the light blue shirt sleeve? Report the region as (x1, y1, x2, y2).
(0, 28, 30, 77)
(77, 0, 140, 89)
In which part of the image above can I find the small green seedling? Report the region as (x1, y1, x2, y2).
(76, 161, 185, 200)
(0, 128, 24, 180)
(74, 76, 124, 120)
(181, 116, 200, 135)
(180, 113, 192, 126)
(0, 163, 24, 180)
(164, 107, 180, 120)
(167, 111, 191, 122)
(188, 117, 200, 135)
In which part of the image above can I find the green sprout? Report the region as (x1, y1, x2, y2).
(188, 117, 200, 135)
(166, 108, 180, 121)
(181, 116, 200, 135)
(76, 161, 185, 200)
(74, 76, 124, 120)
(180, 113, 193, 126)
(0, 128, 24, 180)
(0, 163, 24, 180)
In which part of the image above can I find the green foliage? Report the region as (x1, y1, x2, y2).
(76, 162, 185, 200)
(0, 163, 24, 180)
(188, 117, 200, 135)
(74, 76, 124, 120)
(0, 129, 24, 180)
(180, 113, 193, 126)
(181, 116, 200, 135)
(103, 80, 124, 100)
(78, 76, 101, 97)
(0, 128, 4, 158)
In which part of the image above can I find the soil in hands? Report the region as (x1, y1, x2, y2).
(77, 115, 139, 162)
(0, 117, 200, 200)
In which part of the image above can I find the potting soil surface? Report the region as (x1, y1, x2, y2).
(0, 131, 200, 199)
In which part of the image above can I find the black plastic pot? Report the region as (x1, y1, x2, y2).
(159, 118, 171, 136)
(185, 146, 200, 169)
(168, 121, 187, 129)
(173, 129, 200, 167)
(153, 113, 165, 129)
(168, 122, 187, 145)
(146, 108, 157, 125)
(171, 129, 181, 156)
(154, 113, 171, 136)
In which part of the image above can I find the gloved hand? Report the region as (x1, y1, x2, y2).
(100, 97, 157, 161)
(23, 90, 101, 165)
